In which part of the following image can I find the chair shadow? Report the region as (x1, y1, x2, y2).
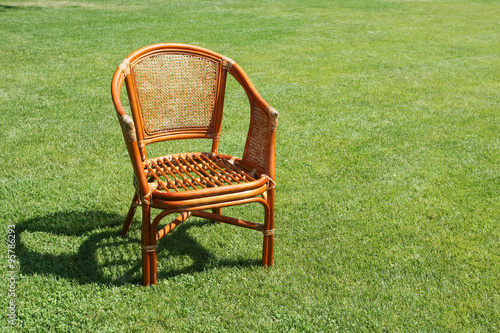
(0, 4, 41, 12)
(0, 5, 14, 12)
(16, 210, 259, 286)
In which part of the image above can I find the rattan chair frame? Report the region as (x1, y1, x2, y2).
(111, 43, 278, 285)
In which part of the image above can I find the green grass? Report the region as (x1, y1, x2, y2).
(1, 0, 499, 331)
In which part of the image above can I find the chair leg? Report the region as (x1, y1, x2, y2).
(212, 208, 222, 224)
(262, 189, 275, 267)
(150, 247, 157, 285)
(121, 193, 139, 237)
(141, 203, 157, 286)
(262, 236, 269, 267)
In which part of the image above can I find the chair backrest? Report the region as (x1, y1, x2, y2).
(118, 44, 230, 150)
(134, 53, 218, 134)
(112, 44, 278, 193)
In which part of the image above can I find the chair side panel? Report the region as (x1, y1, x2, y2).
(243, 103, 270, 170)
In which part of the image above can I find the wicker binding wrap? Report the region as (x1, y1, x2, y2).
(111, 44, 278, 286)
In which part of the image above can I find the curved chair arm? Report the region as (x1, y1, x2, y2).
(228, 62, 279, 181)
(111, 65, 128, 118)
(111, 65, 150, 201)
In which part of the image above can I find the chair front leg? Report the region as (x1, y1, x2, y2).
(262, 188, 275, 267)
(267, 188, 275, 267)
(141, 203, 157, 286)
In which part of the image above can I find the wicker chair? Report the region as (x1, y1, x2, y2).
(111, 44, 278, 285)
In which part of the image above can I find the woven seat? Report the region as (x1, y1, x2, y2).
(111, 44, 278, 285)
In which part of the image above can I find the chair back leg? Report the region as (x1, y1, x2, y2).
(121, 193, 140, 237)
(212, 208, 222, 224)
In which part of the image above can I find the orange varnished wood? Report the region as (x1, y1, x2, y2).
(192, 211, 265, 231)
(156, 212, 191, 241)
(111, 43, 278, 285)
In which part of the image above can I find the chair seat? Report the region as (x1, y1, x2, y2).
(145, 152, 269, 207)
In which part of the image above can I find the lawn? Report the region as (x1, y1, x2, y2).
(0, 0, 498, 331)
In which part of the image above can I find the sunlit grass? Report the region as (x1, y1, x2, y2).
(0, 0, 498, 331)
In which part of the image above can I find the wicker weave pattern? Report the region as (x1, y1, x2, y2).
(133, 53, 219, 134)
(245, 104, 269, 169)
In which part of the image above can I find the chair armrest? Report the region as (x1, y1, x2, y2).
(111, 65, 151, 201)
(228, 63, 279, 180)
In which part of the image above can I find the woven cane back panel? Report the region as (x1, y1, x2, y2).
(244, 104, 269, 169)
(132, 53, 220, 134)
